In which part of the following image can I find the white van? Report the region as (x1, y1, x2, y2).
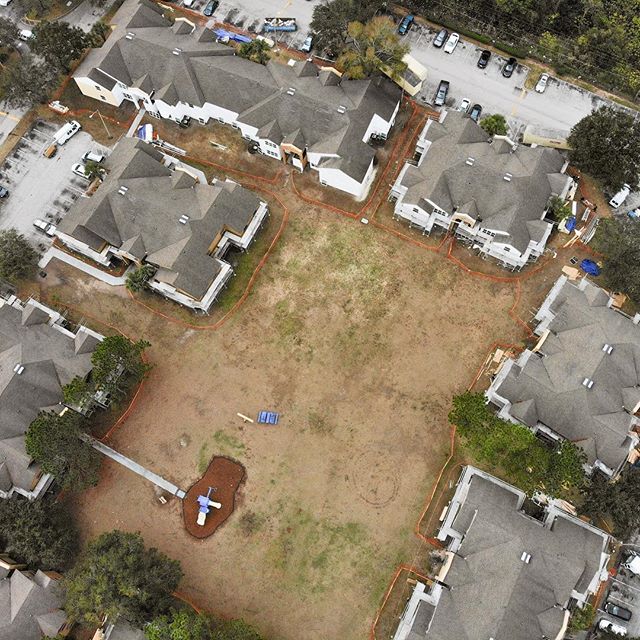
(18, 29, 33, 41)
(622, 552, 640, 575)
(53, 120, 81, 145)
(609, 183, 631, 209)
(598, 618, 628, 636)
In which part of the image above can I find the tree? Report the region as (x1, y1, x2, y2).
(64, 530, 182, 626)
(237, 39, 270, 65)
(479, 113, 508, 136)
(310, 0, 386, 57)
(592, 216, 640, 304)
(146, 610, 212, 640)
(336, 17, 408, 80)
(546, 195, 572, 222)
(91, 335, 151, 392)
(0, 17, 19, 49)
(0, 54, 59, 109)
(0, 228, 38, 281)
(567, 106, 640, 191)
(0, 497, 78, 570)
(582, 467, 640, 539)
(84, 159, 105, 181)
(25, 411, 101, 491)
(449, 392, 586, 498)
(568, 604, 595, 631)
(62, 375, 91, 407)
(32, 21, 89, 72)
(126, 264, 156, 293)
(87, 20, 111, 47)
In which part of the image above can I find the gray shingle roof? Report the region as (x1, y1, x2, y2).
(0, 570, 66, 640)
(495, 278, 640, 471)
(418, 471, 606, 640)
(58, 139, 263, 300)
(75, 0, 401, 183)
(0, 300, 99, 494)
(400, 112, 569, 252)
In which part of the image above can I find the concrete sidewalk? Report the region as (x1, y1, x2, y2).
(86, 435, 186, 499)
(40, 247, 131, 285)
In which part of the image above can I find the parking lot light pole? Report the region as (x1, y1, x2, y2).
(89, 109, 113, 140)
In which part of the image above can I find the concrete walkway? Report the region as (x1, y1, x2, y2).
(126, 108, 146, 138)
(85, 436, 186, 499)
(39, 247, 130, 286)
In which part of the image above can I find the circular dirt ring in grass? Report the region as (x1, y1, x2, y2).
(351, 447, 400, 507)
(183, 456, 245, 539)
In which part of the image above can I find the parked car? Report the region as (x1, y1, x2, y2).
(443, 32, 460, 54)
(469, 103, 482, 122)
(300, 35, 313, 53)
(477, 49, 491, 68)
(0, 186, 8, 198)
(458, 98, 470, 112)
(18, 29, 33, 41)
(183, 0, 197, 7)
(502, 57, 517, 77)
(33, 219, 56, 236)
(604, 602, 633, 622)
(82, 151, 105, 164)
(203, 0, 218, 15)
(71, 163, 92, 181)
(598, 619, 628, 636)
(398, 14, 414, 35)
(434, 80, 450, 107)
(627, 208, 640, 219)
(610, 184, 631, 209)
(0, 0, 13, 6)
(535, 73, 550, 93)
(433, 29, 448, 48)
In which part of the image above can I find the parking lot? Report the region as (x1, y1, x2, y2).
(0, 120, 110, 250)
(597, 551, 640, 637)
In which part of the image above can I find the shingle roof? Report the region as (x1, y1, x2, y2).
(58, 139, 263, 301)
(0, 300, 99, 494)
(495, 278, 640, 470)
(400, 112, 570, 252)
(416, 470, 607, 640)
(75, 0, 401, 183)
(0, 570, 66, 640)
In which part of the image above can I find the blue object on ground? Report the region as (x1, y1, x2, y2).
(214, 28, 252, 43)
(580, 259, 601, 276)
(257, 411, 280, 425)
(565, 216, 576, 232)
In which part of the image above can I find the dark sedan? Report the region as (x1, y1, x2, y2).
(203, 0, 218, 16)
(469, 104, 482, 122)
(502, 57, 517, 78)
(604, 602, 632, 622)
(477, 49, 491, 68)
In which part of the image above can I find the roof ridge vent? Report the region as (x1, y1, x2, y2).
(337, 105, 347, 114)
(503, 172, 513, 182)
(582, 377, 594, 389)
(286, 87, 296, 96)
(13, 363, 24, 375)
(465, 157, 475, 166)
(602, 344, 614, 354)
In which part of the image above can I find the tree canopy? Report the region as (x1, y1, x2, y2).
(310, 0, 387, 57)
(479, 113, 508, 136)
(91, 335, 151, 392)
(0, 497, 78, 570)
(64, 530, 182, 626)
(336, 17, 408, 80)
(592, 216, 640, 305)
(0, 54, 60, 109)
(126, 264, 156, 293)
(237, 40, 270, 65)
(25, 411, 101, 491)
(146, 610, 265, 640)
(32, 21, 89, 72)
(581, 466, 640, 539)
(567, 106, 640, 191)
(0, 229, 38, 282)
(449, 392, 586, 498)
(0, 17, 19, 49)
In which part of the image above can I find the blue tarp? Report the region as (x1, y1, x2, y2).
(580, 259, 601, 276)
(214, 28, 252, 43)
(565, 216, 576, 232)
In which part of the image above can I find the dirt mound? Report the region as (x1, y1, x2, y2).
(183, 456, 245, 539)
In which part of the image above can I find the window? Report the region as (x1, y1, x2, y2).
(412, 207, 420, 213)
(100, 95, 106, 101)
(123, 93, 132, 100)
(265, 140, 277, 149)
(94, 85, 102, 91)
(242, 134, 251, 140)
(504, 247, 511, 252)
